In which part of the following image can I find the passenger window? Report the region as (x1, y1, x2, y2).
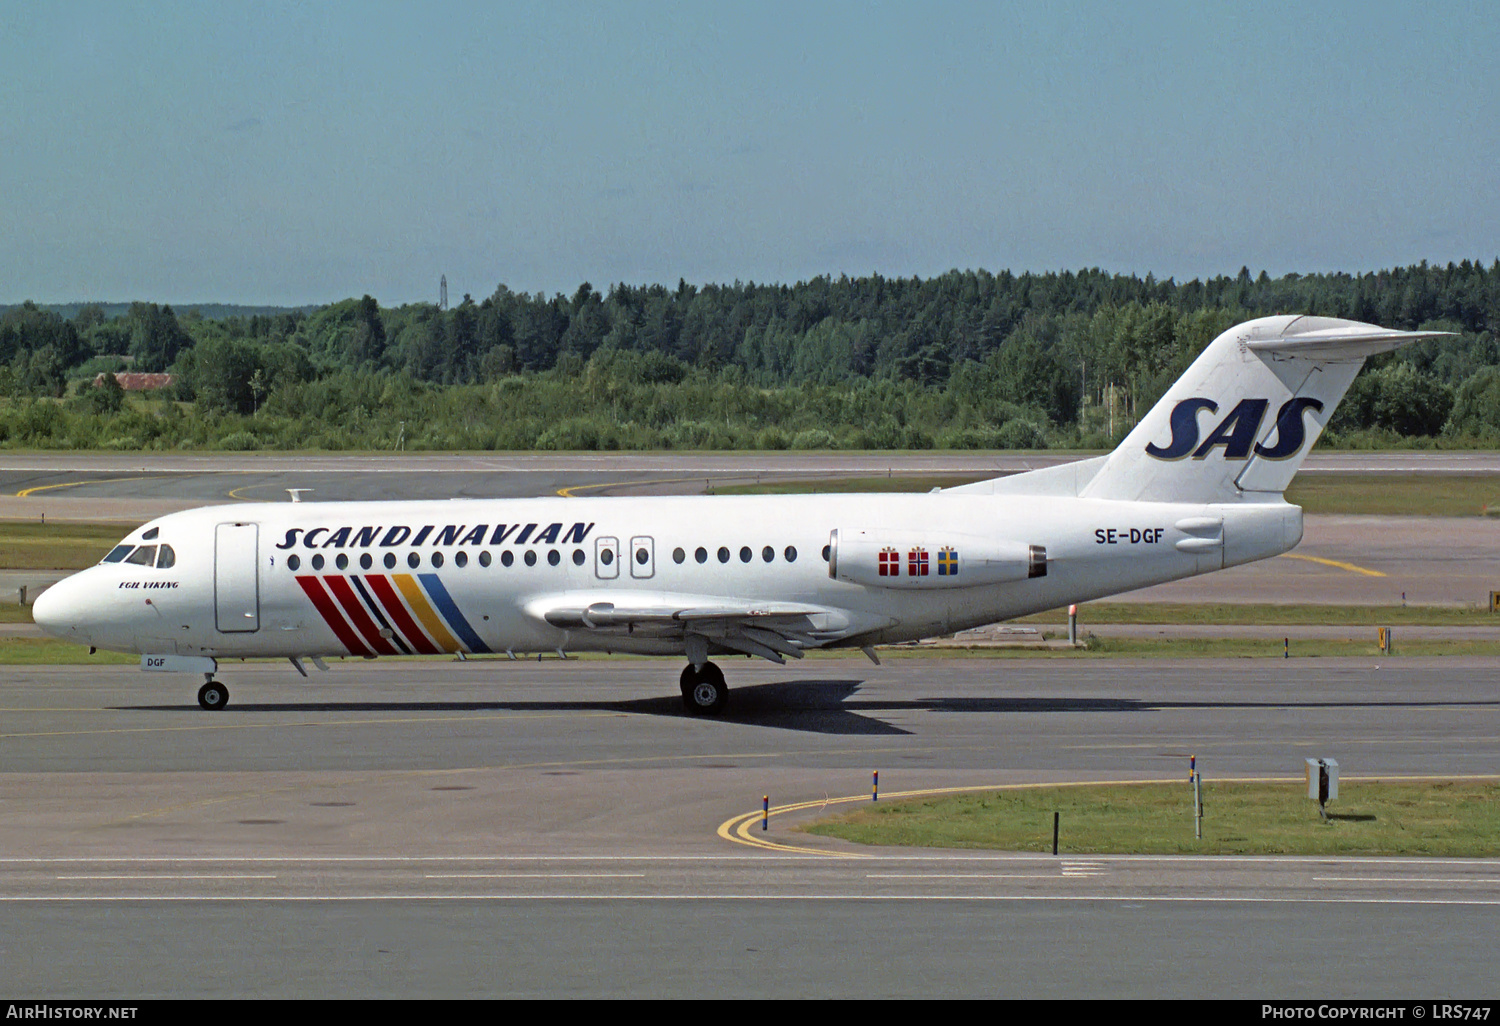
(103, 545, 133, 564)
(125, 546, 157, 566)
(156, 545, 176, 569)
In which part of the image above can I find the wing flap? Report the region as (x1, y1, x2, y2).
(527, 591, 886, 664)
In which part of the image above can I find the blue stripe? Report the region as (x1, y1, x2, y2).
(417, 574, 492, 654)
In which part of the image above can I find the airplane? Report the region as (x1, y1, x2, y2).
(32, 315, 1449, 714)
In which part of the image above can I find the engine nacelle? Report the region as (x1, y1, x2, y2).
(828, 528, 1046, 589)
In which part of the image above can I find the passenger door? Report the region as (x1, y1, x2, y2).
(215, 522, 260, 633)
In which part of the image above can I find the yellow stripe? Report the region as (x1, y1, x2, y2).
(1279, 553, 1387, 577)
(16, 476, 160, 498)
(393, 574, 461, 652)
(555, 475, 698, 498)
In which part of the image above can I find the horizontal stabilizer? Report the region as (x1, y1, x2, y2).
(1246, 317, 1455, 362)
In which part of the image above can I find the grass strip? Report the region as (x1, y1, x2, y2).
(709, 471, 1500, 517)
(706, 475, 985, 495)
(1019, 602, 1500, 626)
(803, 779, 1500, 856)
(0, 637, 137, 665)
(0, 521, 133, 570)
(1285, 473, 1500, 516)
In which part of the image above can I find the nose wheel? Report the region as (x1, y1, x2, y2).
(679, 661, 727, 715)
(197, 677, 228, 711)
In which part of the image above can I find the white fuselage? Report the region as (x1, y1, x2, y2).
(34, 491, 1302, 661)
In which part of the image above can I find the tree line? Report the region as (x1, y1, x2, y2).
(1, 259, 1498, 451)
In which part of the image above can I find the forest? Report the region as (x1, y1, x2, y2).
(0, 260, 1497, 452)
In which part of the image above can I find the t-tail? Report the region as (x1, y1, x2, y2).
(1079, 315, 1452, 504)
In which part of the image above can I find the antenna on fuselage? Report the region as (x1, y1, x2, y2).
(286, 489, 313, 503)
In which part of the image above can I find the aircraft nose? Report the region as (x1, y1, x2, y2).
(32, 573, 90, 641)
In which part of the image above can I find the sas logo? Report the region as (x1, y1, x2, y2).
(1145, 397, 1324, 461)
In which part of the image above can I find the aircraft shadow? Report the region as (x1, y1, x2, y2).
(121, 685, 1500, 737)
(124, 679, 910, 736)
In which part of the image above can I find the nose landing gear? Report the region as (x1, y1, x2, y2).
(679, 661, 727, 715)
(197, 675, 228, 711)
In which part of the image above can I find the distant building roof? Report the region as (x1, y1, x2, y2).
(93, 372, 173, 391)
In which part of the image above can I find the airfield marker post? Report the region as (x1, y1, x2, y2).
(1284, 637, 1289, 659)
(872, 771, 878, 801)
(763, 795, 769, 831)
(1052, 812, 1059, 856)
(1194, 770, 1203, 840)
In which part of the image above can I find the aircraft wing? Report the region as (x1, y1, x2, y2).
(526, 592, 886, 664)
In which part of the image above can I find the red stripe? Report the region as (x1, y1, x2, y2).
(324, 575, 400, 656)
(363, 574, 441, 655)
(296, 576, 372, 657)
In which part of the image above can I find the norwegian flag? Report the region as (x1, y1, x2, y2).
(878, 547, 900, 576)
(908, 548, 929, 577)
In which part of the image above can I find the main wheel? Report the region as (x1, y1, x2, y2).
(681, 661, 727, 715)
(197, 680, 228, 711)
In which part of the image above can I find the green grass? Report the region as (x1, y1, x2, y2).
(706, 475, 985, 495)
(1019, 602, 1499, 626)
(709, 470, 1500, 516)
(1286, 472, 1500, 516)
(0, 637, 136, 664)
(803, 779, 1500, 856)
(891, 638, 1500, 658)
(0, 521, 133, 570)
(0, 636, 1490, 665)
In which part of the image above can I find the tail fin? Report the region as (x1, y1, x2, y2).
(1080, 315, 1452, 503)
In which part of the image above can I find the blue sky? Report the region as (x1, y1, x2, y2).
(2, 0, 1496, 306)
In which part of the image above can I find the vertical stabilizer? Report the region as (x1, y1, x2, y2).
(1080, 316, 1451, 504)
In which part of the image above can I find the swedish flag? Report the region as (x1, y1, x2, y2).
(937, 547, 958, 576)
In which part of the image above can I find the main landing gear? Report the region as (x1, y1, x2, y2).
(679, 661, 727, 715)
(197, 674, 228, 711)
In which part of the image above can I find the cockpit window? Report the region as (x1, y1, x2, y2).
(156, 545, 176, 569)
(102, 545, 133, 564)
(124, 545, 157, 566)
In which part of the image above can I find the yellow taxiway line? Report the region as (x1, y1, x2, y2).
(1278, 553, 1387, 577)
(15, 477, 162, 498)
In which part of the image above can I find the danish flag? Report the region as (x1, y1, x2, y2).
(878, 547, 900, 576)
